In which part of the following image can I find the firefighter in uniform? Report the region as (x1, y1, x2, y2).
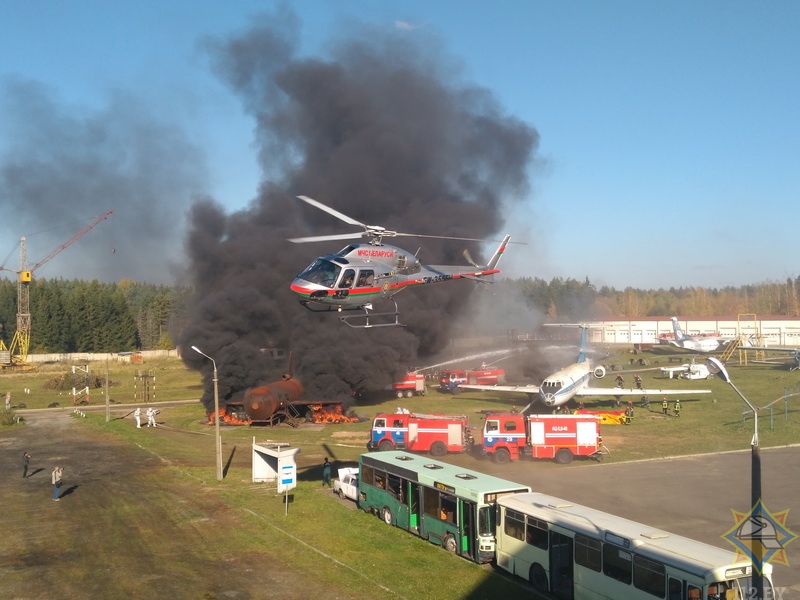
(625, 402, 633, 425)
(674, 399, 682, 417)
(662, 397, 669, 415)
(633, 374, 643, 390)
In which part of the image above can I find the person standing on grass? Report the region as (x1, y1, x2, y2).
(52, 466, 63, 501)
(322, 458, 332, 487)
(22, 452, 30, 478)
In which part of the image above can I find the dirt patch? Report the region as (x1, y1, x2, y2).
(0, 412, 334, 600)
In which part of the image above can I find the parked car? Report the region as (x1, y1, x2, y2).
(333, 467, 359, 502)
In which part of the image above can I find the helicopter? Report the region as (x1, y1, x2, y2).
(288, 195, 513, 328)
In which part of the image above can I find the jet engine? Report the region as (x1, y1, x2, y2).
(593, 366, 606, 379)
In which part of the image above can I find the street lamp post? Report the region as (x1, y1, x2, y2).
(706, 357, 763, 599)
(191, 345, 224, 481)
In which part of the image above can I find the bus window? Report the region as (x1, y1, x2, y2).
(374, 472, 386, 489)
(441, 494, 457, 523)
(362, 465, 374, 487)
(387, 473, 402, 500)
(525, 516, 548, 549)
(706, 582, 729, 600)
(668, 577, 683, 600)
(603, 544, 632, 584)
(633, 554, 666, 597)
(687, 585, 701, 599)
(504, 509, 525, 542)
(575, 534, 601, 572)
(479, 506, 492, 537)
(423, 488, 440, 518)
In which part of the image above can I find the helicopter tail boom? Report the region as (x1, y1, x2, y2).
(486, 235, 511, 270)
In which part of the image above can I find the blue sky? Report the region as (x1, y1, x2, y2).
(1, 1, 797, 289)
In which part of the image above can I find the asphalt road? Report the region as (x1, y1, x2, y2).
(479, 445, 800, 597)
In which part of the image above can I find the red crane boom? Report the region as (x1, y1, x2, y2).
(29, 210, 114, 273)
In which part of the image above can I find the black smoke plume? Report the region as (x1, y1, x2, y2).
(180, 10, 539, 410)
(0, 78, 204, 283)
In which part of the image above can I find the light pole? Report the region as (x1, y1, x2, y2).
(706, 357, 763, 599)
(191, 345, 223, 481)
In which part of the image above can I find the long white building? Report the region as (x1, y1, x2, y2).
(584, 316, 800, 347)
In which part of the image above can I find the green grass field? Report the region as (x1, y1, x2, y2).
(2, 350, 798, 599)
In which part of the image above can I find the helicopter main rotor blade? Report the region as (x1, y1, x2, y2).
(288, 233, 365, 244)
(394, 232, 499, 243)
(296, 196, 365, 227)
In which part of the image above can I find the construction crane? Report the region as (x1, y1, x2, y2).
(0, 210, 114, 367)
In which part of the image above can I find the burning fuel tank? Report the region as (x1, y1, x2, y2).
(243, 374, 305, 422)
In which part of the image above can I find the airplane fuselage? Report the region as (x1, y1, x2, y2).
(669, 338, 724, 353)
(538, 362, 594, 408)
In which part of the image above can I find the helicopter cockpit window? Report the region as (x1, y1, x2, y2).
(297, 258, 341, 289)
(356, 269, 375, 287)
(338, 269, 355, 289)
(336, 245, 358, 257)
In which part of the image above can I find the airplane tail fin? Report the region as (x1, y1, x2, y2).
(485, 235, 511, 270)
(671, 317, 688, 341)
(577, 325, 589, 363)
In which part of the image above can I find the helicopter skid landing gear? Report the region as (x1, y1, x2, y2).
(339, 298, 405, 328)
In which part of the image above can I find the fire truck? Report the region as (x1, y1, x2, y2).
(438, 366, 505, 394)
(481, 413, 603, 464)
(368, 411, 472, 456)
(390, 372, 426, 398)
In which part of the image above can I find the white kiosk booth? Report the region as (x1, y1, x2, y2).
(252, 439, 300, 493)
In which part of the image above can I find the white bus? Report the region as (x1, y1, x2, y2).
(495, 492, 774, 600)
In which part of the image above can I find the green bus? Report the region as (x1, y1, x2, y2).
(358, 451, 531, 563)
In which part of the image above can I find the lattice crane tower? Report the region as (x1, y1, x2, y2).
(0, 210, 114, 366)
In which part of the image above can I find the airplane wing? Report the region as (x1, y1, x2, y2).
(459, 384, 541, 394)
(575, 387, 711, 397)
(739, 346, 799, 353)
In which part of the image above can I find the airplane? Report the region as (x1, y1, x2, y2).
(659, 357, 713, 380)
(663, 317, 731, 353)
(737, 345, 800, 371)
(459, 324, 712, 411)
(288, 195, 512, 328)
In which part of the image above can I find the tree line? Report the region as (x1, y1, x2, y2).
(0, 276, 797, 354)
(0, 278, 192, 354)
(508, 276, 800, 320)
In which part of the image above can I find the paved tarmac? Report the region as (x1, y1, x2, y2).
(488, 445, 800, 597)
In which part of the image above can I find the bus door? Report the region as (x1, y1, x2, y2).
(549, 531, 574, 600)
(458, 499, 476, 560)
(408, 482, 421, 532)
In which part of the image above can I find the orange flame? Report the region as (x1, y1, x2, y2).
(206, 406, 251, 426)
(308, 404, 358, 424)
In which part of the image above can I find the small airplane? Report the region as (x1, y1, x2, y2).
(663, 317, 731, 353)
(459, 324, 711, 411)
(288, 195, 512, 328)
(659, 357, 713, 380)
(738, 345, 800, 371)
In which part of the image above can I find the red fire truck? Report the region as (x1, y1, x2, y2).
(438, 367, 505, 394)
(481, 413, 603, 464)
(390, 372, 426, 398)
(368, 411, 472, 456)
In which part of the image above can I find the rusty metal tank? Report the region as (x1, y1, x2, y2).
(242, 375, 305, 422)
